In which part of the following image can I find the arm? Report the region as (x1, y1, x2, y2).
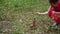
(37, 6, 51, 15)
(53, 11, 60, 14)
(37, 11, 48, 15)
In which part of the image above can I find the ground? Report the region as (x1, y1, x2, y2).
(0, 0, 60, 34)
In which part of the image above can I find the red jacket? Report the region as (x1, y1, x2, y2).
(48, 1, 60, 24)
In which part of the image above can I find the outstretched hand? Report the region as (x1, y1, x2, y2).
(36, 12, 42, 16)
(36, 12, 41, 14)
(36, 12, 41, 16)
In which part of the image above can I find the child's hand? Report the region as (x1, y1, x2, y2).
(36, 12, 42, 15)
(36, 11, 48, 15)
(52, 11, 55, 14)
(36, 12, 41, 14)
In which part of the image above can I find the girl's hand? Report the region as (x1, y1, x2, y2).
(36, 12, 41, 15)
(52, 11, 55, 14)
(52, 11, 60, 14)
(36, 12, 43, 16)
(36, 11, 48, 15)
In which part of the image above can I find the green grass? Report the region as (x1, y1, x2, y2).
(0, 0, 60, 34)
